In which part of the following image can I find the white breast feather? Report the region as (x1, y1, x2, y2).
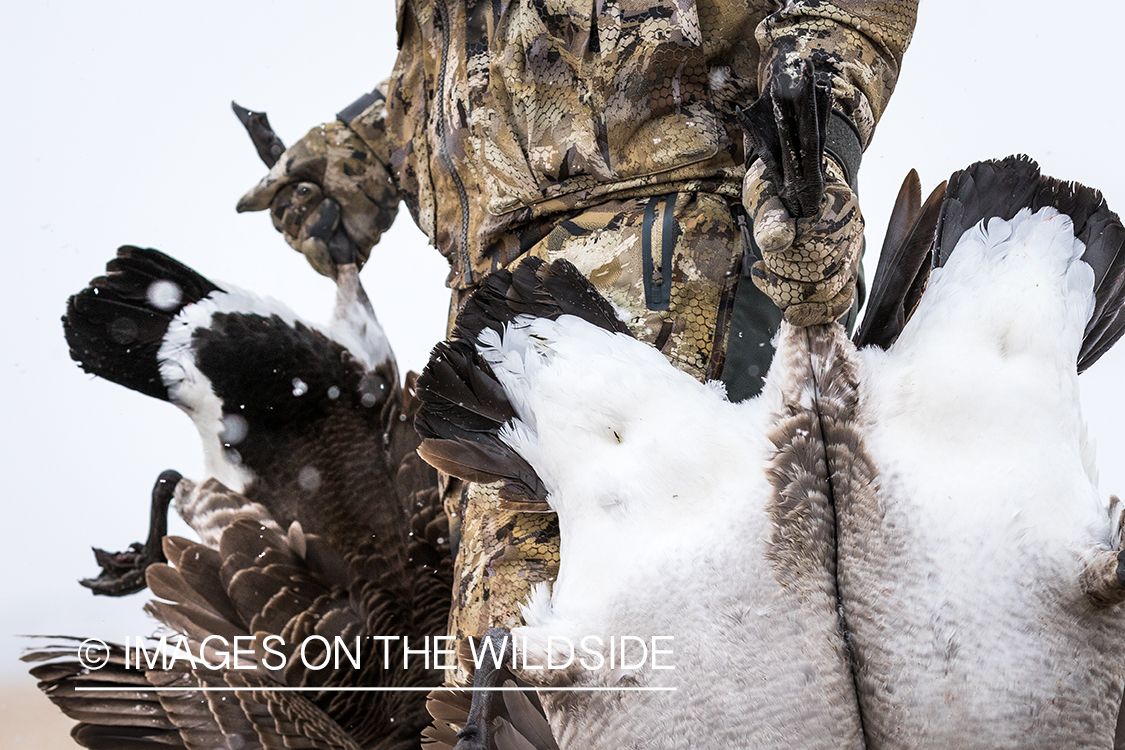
(157, 284, 391, 493)
(851, 206, 1121, 744)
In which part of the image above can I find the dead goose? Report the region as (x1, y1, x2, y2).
(62, 245, 421, 589)
(32, 246, 453, 748)
(840, 155, 1125, 749)
(414, 155, 1125, 748)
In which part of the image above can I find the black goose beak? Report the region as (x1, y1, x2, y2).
(231, 100, 286, 168)
(79, 469, 182, 596)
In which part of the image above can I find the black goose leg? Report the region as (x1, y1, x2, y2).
(80, 469, 181, 596)
(455, 627, 516, 750)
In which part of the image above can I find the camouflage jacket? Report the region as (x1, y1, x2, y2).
(349, 0, 917, 290)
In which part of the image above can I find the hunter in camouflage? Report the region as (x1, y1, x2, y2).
(239, 0, 918, 684)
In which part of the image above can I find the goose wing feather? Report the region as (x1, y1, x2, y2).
(146, 667, 231, 750)
(23, 639, 189, 748)
(854, 171, 946, 350)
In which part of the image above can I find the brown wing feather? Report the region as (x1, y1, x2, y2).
(854, 174, 946, 350)
(23, 640, 187, 748)
(147, 668, 230, 750)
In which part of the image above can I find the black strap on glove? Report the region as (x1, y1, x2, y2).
(825, 110, 862, 195)
(337, 88, 386, 125)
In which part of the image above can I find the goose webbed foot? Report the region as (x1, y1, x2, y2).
(81, 543, 150, 596)
(454, 627, 515, 750)
(80, 469, 181, 597)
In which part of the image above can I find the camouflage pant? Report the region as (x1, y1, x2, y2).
(441, 191, 770, 683)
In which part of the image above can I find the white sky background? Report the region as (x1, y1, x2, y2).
(1, 0, 1123, 692)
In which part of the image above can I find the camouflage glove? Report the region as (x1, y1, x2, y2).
(743, 154, 863, 326)
(237, 121, 397, 278)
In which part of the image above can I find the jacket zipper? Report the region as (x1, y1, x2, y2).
(434, 0, 473, 285)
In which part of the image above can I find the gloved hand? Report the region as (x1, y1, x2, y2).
(237, 121, 398, 278)
(742, 154, 863, 326)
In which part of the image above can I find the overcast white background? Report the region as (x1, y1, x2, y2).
(2, 0, 1124, 744)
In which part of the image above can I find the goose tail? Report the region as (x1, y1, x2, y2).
(450, 256, 630, 343)
(933, 155, 1125, 371)
(63, 246, 220, 401)
(416, 257, 631, 509)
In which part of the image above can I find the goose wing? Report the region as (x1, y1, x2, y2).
(27, 486, 452, 749)
(853, 170, 946, 350)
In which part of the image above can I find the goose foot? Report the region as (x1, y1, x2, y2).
(80, 470, 181, 597)
(455, 627, 515, 750)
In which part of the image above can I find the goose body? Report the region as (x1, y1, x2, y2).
(840, 164, 1125, 748)
(417, 158, 1125, 748)
(418, 261, 866, 749)
(34, 247, 452, 749)
(495, 321, 861, 749)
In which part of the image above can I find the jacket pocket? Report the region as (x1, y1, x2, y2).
(594, 0, 719, 180)
(469, 0, 719, 215)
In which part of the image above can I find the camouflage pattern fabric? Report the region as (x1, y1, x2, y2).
(441, 479, 561, 685)
(362, 0, 916, 288)
(237, 119, 398, 277)
(341, 0, 918, 683)
(746, 157, 865, 325)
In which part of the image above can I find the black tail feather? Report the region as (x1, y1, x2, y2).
(854, 171, 946, 350)
(415, 340, 518, 431)
(935, 156, 1125, 372)
(415, 340, 547, 506)
(453, 257, 629, 343)
(63, 246, 219, 401)
(418, 258, 626, 509)
(934, 156, 1042, 268)
(524, 257, 631, 335)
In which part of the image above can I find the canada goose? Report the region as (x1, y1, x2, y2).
(62, 245, 420, 586)
(29, 246, 453, 748)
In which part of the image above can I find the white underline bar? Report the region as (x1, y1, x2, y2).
(74, 686, 676, 693)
